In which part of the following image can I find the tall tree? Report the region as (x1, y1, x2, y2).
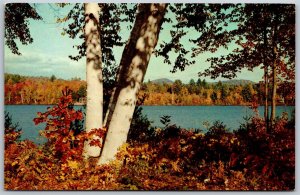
(270, 14, 279, 124)
(261, 9, 269, 129)
(197, 4, 295, 129)
(98, 3, 167, 164)
(62, 3, 134, 114)
(82, 3, 103, 157)
(220, 84, 229, 103)
(153, 4, 294, 131)
(241, 84, 252, 103)
(173, 79, 183, 95)
(198, 4, 272, 127)
(269, 5, 294, 124)
(61, 3, 232, 163)
(60, 3, 133, 158)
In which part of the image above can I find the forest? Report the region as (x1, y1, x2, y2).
(4, 3, 295, 191)
(4, 73, 295, 106)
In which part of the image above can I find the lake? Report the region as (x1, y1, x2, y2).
(4, 105, 295, 144)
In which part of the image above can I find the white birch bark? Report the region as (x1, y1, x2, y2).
(98, 4, 167, 165)
(83, 3, 103, 158)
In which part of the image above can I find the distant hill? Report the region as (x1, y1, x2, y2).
(150, 78, 174, 84)
(213, 79, 257, 86)
(4, 73, 82, 82)
(149, 78, 256, 86)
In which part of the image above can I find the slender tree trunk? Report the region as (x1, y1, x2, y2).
(271, 48, 277, 123)
(172, 86, 174, 105)
(98, 4, 167, 165)
(270, 15, 279, 125)
(83, 3, 103, 158)
(262, 24, 269, 132)
(20, 93, 24, 104)
(264, 65, 269, 129)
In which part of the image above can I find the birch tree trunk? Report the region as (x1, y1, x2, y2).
(83, 3, 103, 158)
(98, 3, 167, 165)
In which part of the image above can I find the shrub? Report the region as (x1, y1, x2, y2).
(33, 88, 106, 162)
(127, 106, 153, 143)
(205, 120, 229, 139)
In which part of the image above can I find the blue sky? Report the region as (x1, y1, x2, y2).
(4, 3, 264, 83)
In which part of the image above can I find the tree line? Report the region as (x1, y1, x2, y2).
(5, 73, 295, 107)
(142, 78, 294, 106)
(4, 73, 86, 105)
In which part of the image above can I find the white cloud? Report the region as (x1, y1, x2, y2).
(5, 51, 86, 80)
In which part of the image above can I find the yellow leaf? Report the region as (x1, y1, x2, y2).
(60, 175, 65, 180)
(35, 167, 42, 174)
(171, 160, 182, 172)
(141, 154, 148, 159)
(129, 184, 138, 190)
(119, 143, 129, 152)
(67, 160, 79, 169)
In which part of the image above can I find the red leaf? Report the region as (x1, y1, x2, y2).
(89, 139, 102, 147)
(262, 164, 269, 175)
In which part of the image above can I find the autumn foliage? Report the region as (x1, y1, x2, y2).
(4, 74, 86, 105)
(32, 88, 104, 162)
(4, 92, 294, 190)
(5, 74, 295, 106)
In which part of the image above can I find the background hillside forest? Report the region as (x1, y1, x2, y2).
(4, 73, 295, 106)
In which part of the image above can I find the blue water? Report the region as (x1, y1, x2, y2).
(141, 106, 295, 130)
(4, 105, 295, 144)
(4, 105, 85, 144)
